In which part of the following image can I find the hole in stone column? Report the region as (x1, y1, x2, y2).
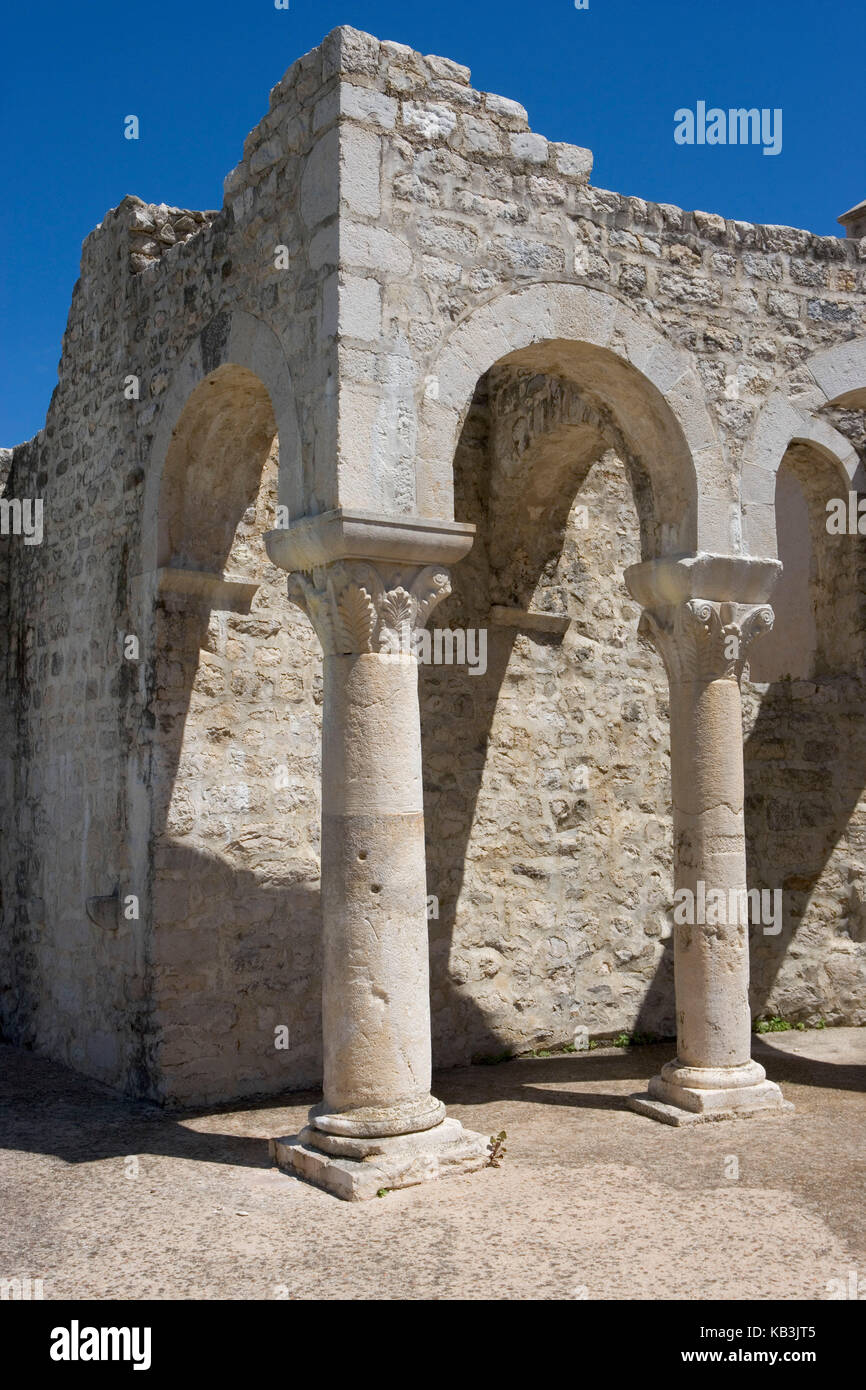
(358, 851, 368, 861)
(370, 884, 382, 894)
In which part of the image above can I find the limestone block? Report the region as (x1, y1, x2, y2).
(484, 92, 529, 127)
(339, 84, 398, 130)
(402, 101, 459, 142)
(743, 252, 784, 282)
(552, 142, 593, 182)
(301, 128, 339, 228)
(338, 276, 382, 342)
(322, 25, 381, 82)
(460, 114, 503, 156)
(509, 132, 549, 165)
(341, 124, 381, 217)
(341, 223, 413, 276)
(417, 217, 480, 260)
(425, 55, 471, 85)
(808, 338, 866, 404)
(271, 1119, 490, 1200)
(249, 139, 283, 177)
(741, 464, 776, 506)
(767, 290, 801, 320)
(693, 210, 727, 239)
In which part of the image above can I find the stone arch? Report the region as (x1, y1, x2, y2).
(806, 337, 866, 410)
(749, 440, 861, 681)
(416, 282, 722, 556)
(421, 356, 679, 1064)
(156, 364, 276, 575)
(133, 312, 322, 1106)
(140, 309, 302, 582)
(743, 387, 864, 559)
(743, 340, 866, 1028)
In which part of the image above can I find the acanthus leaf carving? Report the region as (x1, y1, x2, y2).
(335, 584, 377, 654)
(412, 567, 453, 628)
(284, 560, 454, 656)
(641, 598, 774, 684)
(378, 586, 416, 640)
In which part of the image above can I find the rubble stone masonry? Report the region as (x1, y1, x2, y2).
(1, 26, 864, 1105)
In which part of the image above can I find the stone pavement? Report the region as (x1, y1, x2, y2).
(1, 1029, 863, 1300)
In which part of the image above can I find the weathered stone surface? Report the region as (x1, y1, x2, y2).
(270, 1117, 490, 1200)
(1, 23, 864, 1125)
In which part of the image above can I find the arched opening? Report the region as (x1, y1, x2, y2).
(147, 365, 323, 1105)
(157, 364, 277, 573)
(423, 347, 685, 1065)
(749, 443, 861, 683)
(415, 282, 717, 551)
(744, 430, 866, 1027)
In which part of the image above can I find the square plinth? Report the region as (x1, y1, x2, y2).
(629, 1080, 794, 1127)
(270, 1117, 492, 1200)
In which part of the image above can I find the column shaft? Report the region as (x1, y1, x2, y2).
(624, 558, 791, 1125)
(318, 650, 442, 1135)
(669, 676, 753, 1070)
(264, 515, 490, 1195)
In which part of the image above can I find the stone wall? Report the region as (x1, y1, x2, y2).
(149, 442, 324, 1105)
(424, 369, 676, 1061)
(0, 32, 345, 1098)
(330, 26, 866, 556)
(0, 207, 154, 1090)
(422, 369, 866, 1060)
(1, 25, 865, 1105)
(743, 406, 866, 1028)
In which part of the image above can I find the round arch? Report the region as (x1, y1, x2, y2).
(140, 309, 302, 580)
(807, 336, 866, 410)
(743, 363, 865, 559)
(416, 282, 725, 556)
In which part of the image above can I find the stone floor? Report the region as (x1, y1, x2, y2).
(1, 1029, 863, 1300)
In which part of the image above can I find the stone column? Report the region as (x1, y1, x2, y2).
(625, 554, 791, 1125)
(264, 511, 490, 1197)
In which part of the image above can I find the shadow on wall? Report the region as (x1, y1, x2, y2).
(744, 437, 866, 1026)
(145, 363, 866, 1105)
(423, 365, 677, 1067)
(146, 364, 323, 1106)
(150, 840, 321, 1106)
(152, 355, 681, 1100)
(425, 383, 866, 1067)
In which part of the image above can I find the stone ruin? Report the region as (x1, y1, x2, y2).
(1, 26, 865, 1195)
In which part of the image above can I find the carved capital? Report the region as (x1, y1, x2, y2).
(640, 599, 774, 684)
(286, 561, 453, 656)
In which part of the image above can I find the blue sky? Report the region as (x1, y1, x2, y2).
(1, 0, 863, 445)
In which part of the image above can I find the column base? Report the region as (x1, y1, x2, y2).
(270, 1118, 491, 1201)
(309, 1093, 446, 1138)
(629, 1059, 793, 1126)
